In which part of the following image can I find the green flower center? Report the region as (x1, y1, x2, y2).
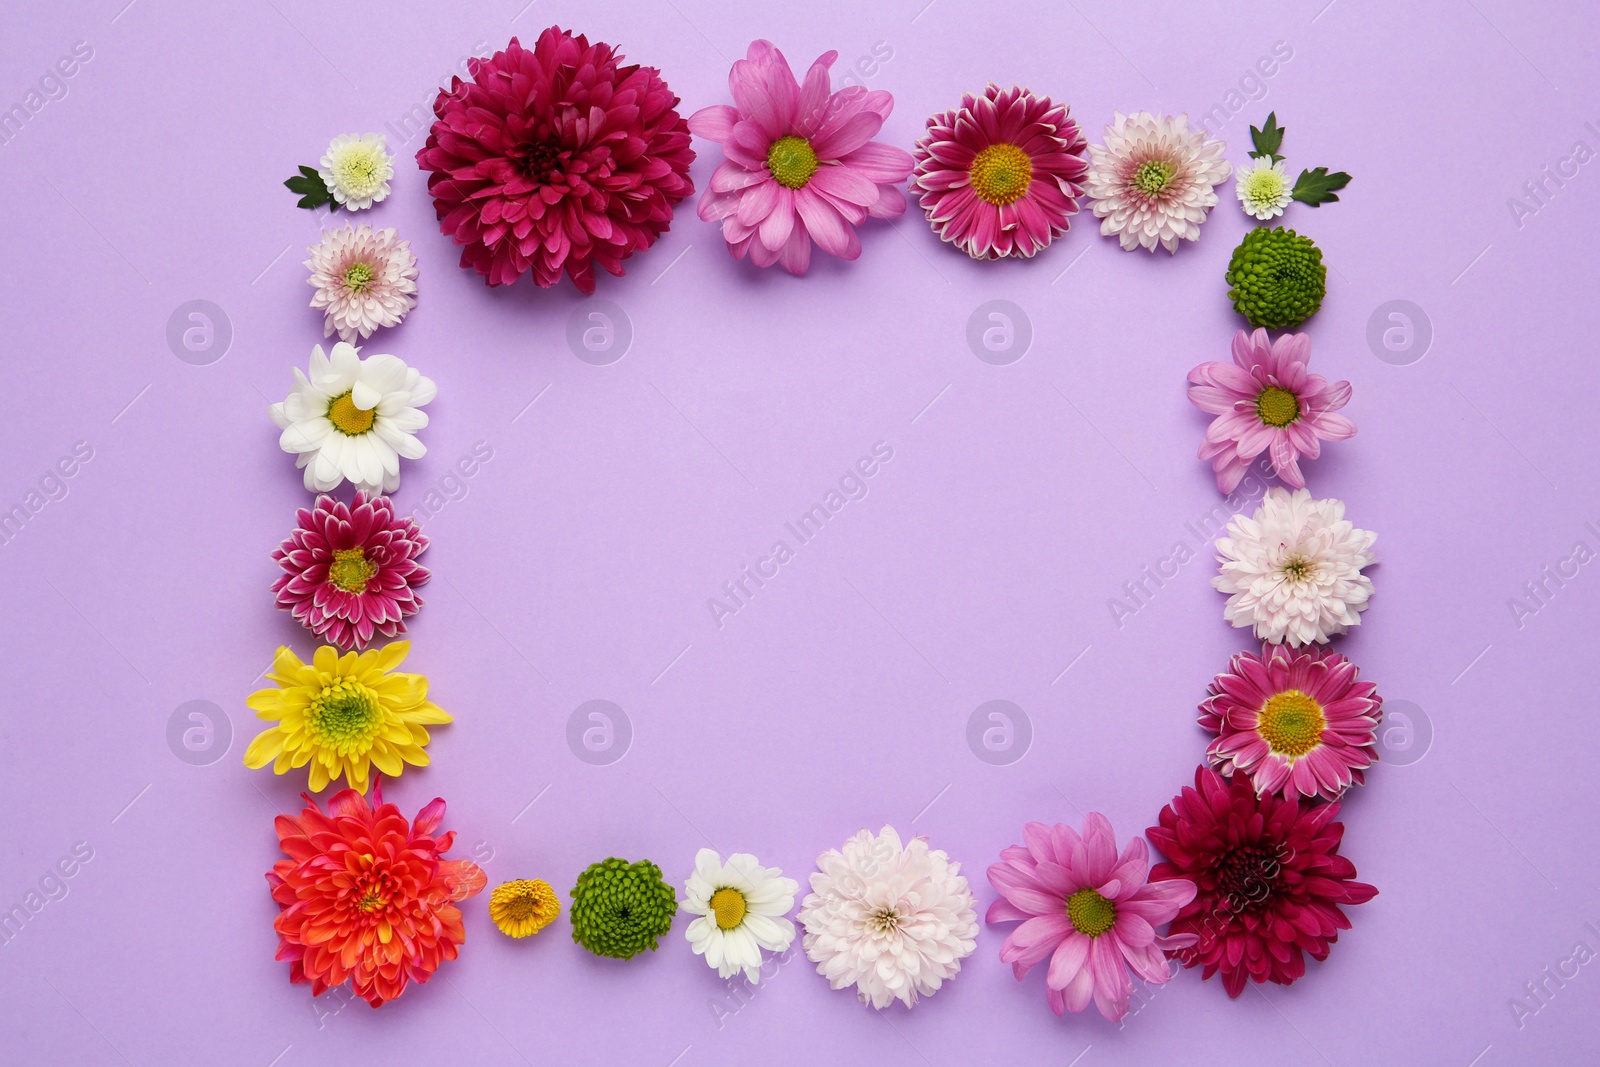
(767, 136, 819, 189)
(342, 261, 376, 294)
(334, 150, 385, 196)
(1133, 158, 1177, 196)
(1242, 166, 1288, 206)
(1066, 887, 1116, 937)
(1256, 386, 1300, 427)
(308, 681, 383, 746)
(328, 547, 376, 593)
(1258, 689, 1326, 757)
(1280, 554, 1315, 583)
(327, 391, 375, 436)
(709, 887, 747, 931)
(970, 143, 1033, 206)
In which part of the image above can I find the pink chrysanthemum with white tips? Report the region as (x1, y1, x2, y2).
(1084, 111, 1232, 253)
(305, 224, 418, 343)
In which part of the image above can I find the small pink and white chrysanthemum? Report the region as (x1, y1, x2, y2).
(910, 84, 1088, 260)
(1201, 644, 1383, 801)
(688, 41, 914, 275)
(1188, 328, 1356, 494)
(271, 492, 430, 651)
(1084, 111, 1232, 253)
(987, 814, 1196, 1022)
(306, 224, 419, 343)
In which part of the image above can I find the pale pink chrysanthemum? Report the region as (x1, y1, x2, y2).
(910, 84, 1088, 260)
(1188, 328, 1356, 494)
(1201, 643, 1383, 801)
(687, 41, 914, 275)
(305, 224, 419, 343)
(1084, 111, 1232, 253)
(987, 814, 1196, 1021)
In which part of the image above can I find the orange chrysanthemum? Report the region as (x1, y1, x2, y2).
(267, 781, 486, 1006)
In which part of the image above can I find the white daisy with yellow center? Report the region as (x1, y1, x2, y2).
(1236, 154, 1293, 220)
(682, 849, 798, 983)
(319, 133, 395, 210)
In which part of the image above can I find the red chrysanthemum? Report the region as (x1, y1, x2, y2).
(271, 492, 429, 651)
(415, 28, 695, 292)
(1146, 766, 1377, 997)
(267, 782, 486, 1007)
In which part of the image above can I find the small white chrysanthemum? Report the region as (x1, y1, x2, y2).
(319, 133, 394, 210)
(1236, 154, 1294, 220)
(799, 826, 977, 1009)
(306, 224, 419, 343)
(1085, 111, 1233, 253)
(682, 849, 798, 983)
(269, 342, 435, 495)
(1213, 487, 1376, 646)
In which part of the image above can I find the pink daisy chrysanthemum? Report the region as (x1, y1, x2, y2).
(1083, 111, 1232, 253)
(1188, 328, 1356, 494)
(1200, 643, 1383, 802)
(305, 224, 419, 343)
(271, 493, 430, 651)
(687, 41, 914, 275)
(986, 814, 1196, 1021)
(414, 28, 695, 291)
(910, 84, 1088, 260)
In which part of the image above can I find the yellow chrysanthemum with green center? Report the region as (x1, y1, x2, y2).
(969, 143, 1033, 206)
(1257, 690, 1326, 758)
(1066, 887, 1117, 937)
(767, 136, 819, 189)
(243, 640, 451, 792)
(490, 879, 562, 938)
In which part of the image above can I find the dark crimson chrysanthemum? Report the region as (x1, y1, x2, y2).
(415, 28, 695, 292)
(271, 492, 429, 650)
(1146, 766, 1377, 997)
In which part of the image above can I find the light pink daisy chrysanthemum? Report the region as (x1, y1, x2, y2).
(272, 492, 430, 650)
(987, 814, 1196, 1021)
(1201, 644, 1383, 802)
(1188, 328, 1356, 494)
(687, 41, 914, 275)
(1084, 111, 1232, 253)
(306, 224, 419, 343)
(910, 84, 1088, 260)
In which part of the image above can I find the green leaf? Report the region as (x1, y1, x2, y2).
(1291, 167, 1352, 206)
(1249, 112, 1285, 163)
(283, 164, 332, 210)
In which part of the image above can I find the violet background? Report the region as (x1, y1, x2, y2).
(2, 0, 1598, 1063)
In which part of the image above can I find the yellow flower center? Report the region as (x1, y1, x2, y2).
(334, 146, 386, 197)
(970, 143, 1033, 206)
(1066, 887, 1116, 937)
(343, 261, 376, 294)
(308, 680, 383, 747)
(1242, 165, 1288, 207)
(1257, 690, 1326, 757)
(328, 547, 376, 593)
(327, 391, 375, 436)
(1257, 386, 1300, 427)
(767, 136, 819, 189)
(490, 879, 561, 937)
(1133, 158, 1177, 196)
(1280, 554, 1315, 583)
(867, 905, 902, 935)
(709, 887, 747, 931)
(356, 890, 388, 914)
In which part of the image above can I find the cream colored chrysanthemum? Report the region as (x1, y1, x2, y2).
(1236, 155, 1294, 220)
(1213, 488, 1377, 646)
(319, 133, 394, 210)
(798, 826, 977, 1009)
(682, 849, 797, 983)
(1084, 112, 1233, 253)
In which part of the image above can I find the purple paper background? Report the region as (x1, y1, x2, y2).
(3, 0, 1598, 1063)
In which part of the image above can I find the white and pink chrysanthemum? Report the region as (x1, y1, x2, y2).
(306, 224, 419, 343)
(799, 826, 977, 1009)
(1214, 488, 1377, 647)
(1201, 643, 1383, 801)
(987, 815, 1196, 1021)
(910, 84, 1088, 260)
(1084, 111, 1232, 253)
(1188, 328, 1356, 494)
(687, 41, 914, 275)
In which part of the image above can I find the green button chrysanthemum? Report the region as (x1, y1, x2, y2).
(1225, 226, 1327, 330)
(569, 857, 678, 959)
